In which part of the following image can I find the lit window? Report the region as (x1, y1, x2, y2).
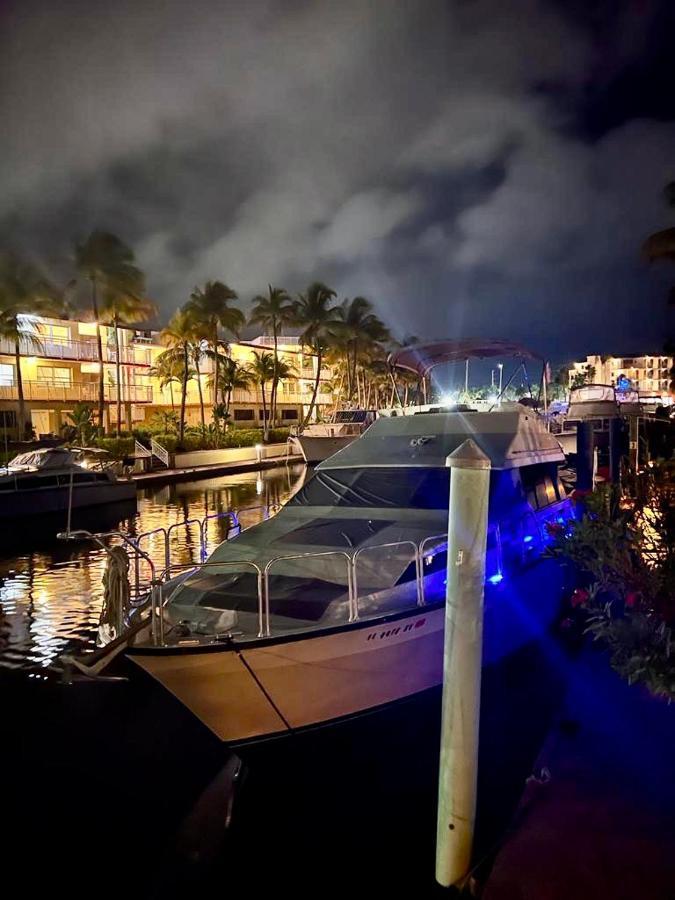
(0, 363, 14, 386)
(37, 366, 72, 385)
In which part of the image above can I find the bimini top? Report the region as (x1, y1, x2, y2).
(388, 339, 542, 379)
(317, 407, 564, 471)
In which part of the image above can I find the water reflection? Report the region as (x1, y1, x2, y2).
(0, 464, 308, 670)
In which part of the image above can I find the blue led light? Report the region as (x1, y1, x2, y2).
(523, 535, 533, 543)
(488, 572, 504, 584)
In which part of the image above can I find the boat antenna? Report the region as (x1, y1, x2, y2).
(488, 362, 521, 411)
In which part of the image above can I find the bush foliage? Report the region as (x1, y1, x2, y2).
(548, 465, 675, 700)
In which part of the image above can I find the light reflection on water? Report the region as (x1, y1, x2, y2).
(0, 464, 308, 670)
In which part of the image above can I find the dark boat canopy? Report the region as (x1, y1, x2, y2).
(388, 339, 543, 379)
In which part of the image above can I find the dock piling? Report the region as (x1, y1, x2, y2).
(436, 439, 491, 888)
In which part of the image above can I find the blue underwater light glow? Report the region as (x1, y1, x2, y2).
(488, 572, 504, 585)
(523, 535, 534, 543)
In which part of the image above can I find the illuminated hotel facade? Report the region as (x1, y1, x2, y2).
(569, 353, 674, 398)
(0, 315, 333, 438)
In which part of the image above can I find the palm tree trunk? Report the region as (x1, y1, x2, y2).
(271, 320, 278, 428)
(212, 324, 220, 431)
(261, 382, 269, 441)
(332, 370, 345, 416)
(180, 344, 188, 444)
(114, 315, 122, 435)
(169, 381, 175, 411)
(195, 355, 206, 434)
(14, 339, 26, 440)
(302, 349, 322, 429)
(91, 277, 105, 433)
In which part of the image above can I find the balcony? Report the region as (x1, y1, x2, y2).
(0, 381, 153, 403)
(230, 387, 333, 405)
(0, 336, 151, 366)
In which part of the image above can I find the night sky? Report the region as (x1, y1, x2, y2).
(3, 0, 675, 362)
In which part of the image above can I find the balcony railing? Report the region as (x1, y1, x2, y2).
(0, 382, 153, 403)
(230, 387, 333, 405)
(0, 336, 151, 366)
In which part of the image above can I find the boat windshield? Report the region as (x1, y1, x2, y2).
(289, 467, 450, 509)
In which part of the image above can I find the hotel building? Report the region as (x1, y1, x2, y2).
(568, 353, 674, 398)
(0, 315, 333, 439)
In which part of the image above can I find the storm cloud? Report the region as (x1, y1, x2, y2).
(2, 0, 675, 360)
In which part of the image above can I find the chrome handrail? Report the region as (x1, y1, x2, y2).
(351, 540, 421, 617)
(262, 550, 355, 635)
(158, 559, 266, 636)
(418, 533, 448, 605)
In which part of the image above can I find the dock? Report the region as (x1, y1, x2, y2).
(131, 452, 304, 486)
(484, 648, 675, 899)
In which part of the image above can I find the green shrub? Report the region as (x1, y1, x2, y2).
(95, 437, 135, 459)
(267, 427, 291, 443)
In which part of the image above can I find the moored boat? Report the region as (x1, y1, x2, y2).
(0, 446, 136, 519)
(127, 402, 572, 745)
(289, 409, 375, 463)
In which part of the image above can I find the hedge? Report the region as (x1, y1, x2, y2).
(94, 427, 291, 459)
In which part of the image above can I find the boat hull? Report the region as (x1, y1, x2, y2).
(0, 481, 136, 518)
(290, 434, 358, 463)
(129, 558, 567, 745)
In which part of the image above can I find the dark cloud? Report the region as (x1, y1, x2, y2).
(2, 0, 675, 361)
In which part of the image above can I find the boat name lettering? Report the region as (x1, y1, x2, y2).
(367, 618, 426, 641)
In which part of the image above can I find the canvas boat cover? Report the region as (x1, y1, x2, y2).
(7, 447, 77, 471)
(164, 408, 561, 640)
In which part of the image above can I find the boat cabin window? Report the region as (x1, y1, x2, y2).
(289, 467, 451, 510)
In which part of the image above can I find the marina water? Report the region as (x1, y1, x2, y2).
(0, 463, 308, 671)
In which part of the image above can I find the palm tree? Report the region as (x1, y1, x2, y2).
(66, 402, 96, 446)
(210, 357, 253, 423)
(191, 341, 207, 435)
(0, 252, 58, 439)
(187, 281, 244, 426)
(249, 285, 294, 425)
(249, 351, 276, 440)
(270, 356, 297, 419)
(149, 350, 184, 411)
(292, 282, 338, 429)
(74, 231, 145, 432)
(160, 308, 197, 444)
(334, 297, 390, 402)
(100, 291, 156, 434)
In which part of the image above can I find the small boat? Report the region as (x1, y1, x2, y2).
(0, 446, 136, 519)
(122, 342, 573, 747)
(550, 384, 675, 463)
(289, 409, 376, 463)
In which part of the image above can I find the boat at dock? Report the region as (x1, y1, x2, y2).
(62, 342, 573, 751)
(124, 407, 572, 744)
(289, 409, 376, 462)
(550, 383, 675, 462)
(0, 446, 136, 519)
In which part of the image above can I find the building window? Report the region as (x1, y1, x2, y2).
(37, 323, 70, 343)
(233, 408, 255, 421)
(259, 409, 271, 420)
(0, 410, 17, 428)
(37, 366, 72, 385)
(281, 409, 299, 420)
(0, 363, 14, 387)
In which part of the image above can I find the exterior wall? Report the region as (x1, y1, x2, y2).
(569, 354, 674, 397)
(0, 315, 334, 437)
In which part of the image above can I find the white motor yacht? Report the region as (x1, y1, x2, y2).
(289, 409, 376, 463)
(0, 446, 136, 519)
(126, 360, 572, 746)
